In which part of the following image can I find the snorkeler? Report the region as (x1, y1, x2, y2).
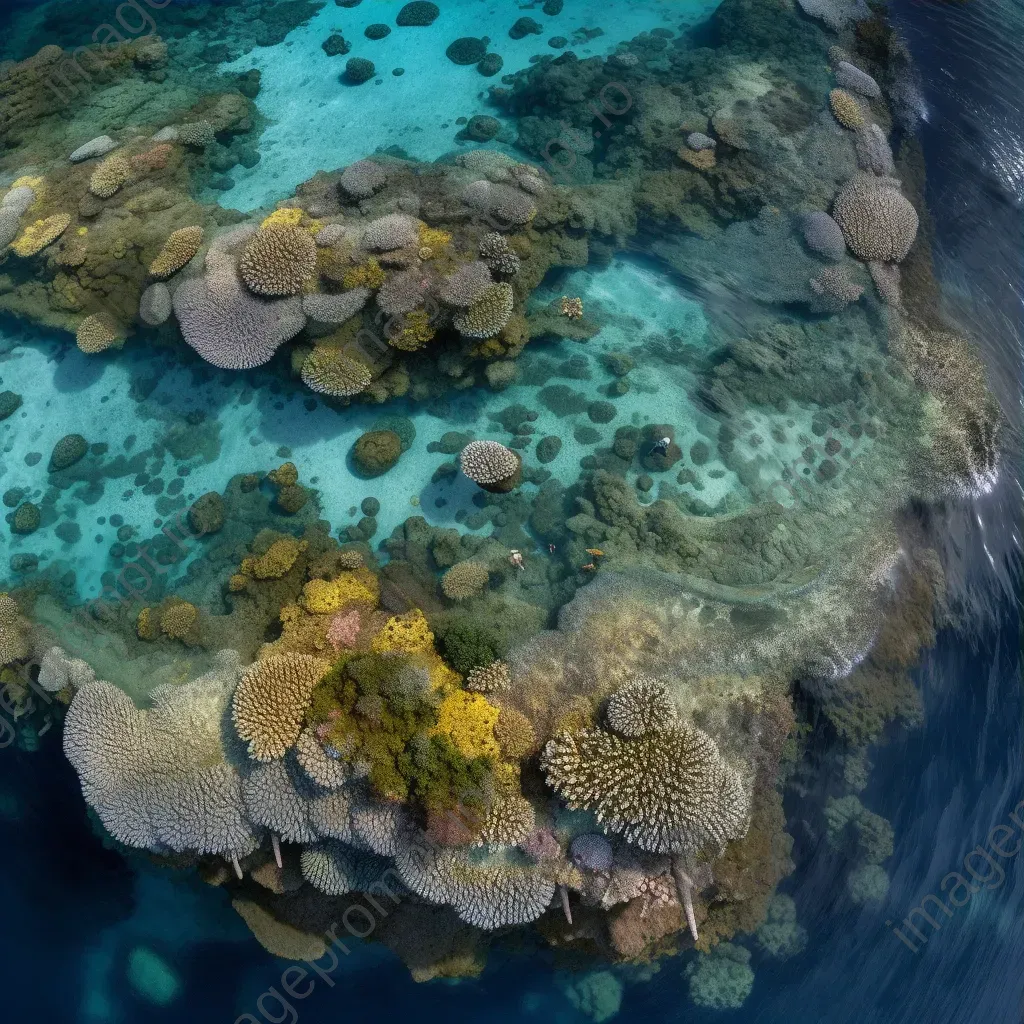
(648, 436, 672, 457)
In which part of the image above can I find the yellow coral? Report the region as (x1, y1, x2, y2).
(149, 225, 203, 278)
(300, 570, 379, 614)
(267, 462, 298, 487)
(261, 207, 304, 229)
(159, 600, 197, 639)
(228, 574, 248, 592)
(830, 88, 865, 130)
(389, 308, 435, 352)
(11, 175, 44, 194)
(679, 147, 716, 171)
(432, 690, 500, 759)
(341, 258, 387, 290)
(418, 224, 452, 254)
(75, 313, 123, 354)
(12, 214, 71, 256)
(136, 607, 159, 641)
(240, 537, 307, 580)
(370, 609, 434, 655)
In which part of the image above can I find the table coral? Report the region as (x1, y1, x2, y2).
(75, 313, 123, 354)
(231, 653, 331, 761)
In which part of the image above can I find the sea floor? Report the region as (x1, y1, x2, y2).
(216, 0, 721, 211)
(1, 255, 866, 602)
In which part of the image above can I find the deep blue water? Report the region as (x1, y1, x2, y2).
(0, 1, 1022, 1022)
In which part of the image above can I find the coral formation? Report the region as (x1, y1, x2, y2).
(149, 227, 204, 279)
(459, 439, 522, 492)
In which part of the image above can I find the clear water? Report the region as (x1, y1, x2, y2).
(0, 0, 1021, 1021)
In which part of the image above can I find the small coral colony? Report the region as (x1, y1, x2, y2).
(0, 0, 1001, 1006)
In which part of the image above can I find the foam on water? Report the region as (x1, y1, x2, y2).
(216, 0, 720, 211)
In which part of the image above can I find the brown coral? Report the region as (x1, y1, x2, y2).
(149, 226, 204, 279)
(159, 600, 198, 640)
(239, 226, 317, 297)
(678, 148, 716, 171)
(231, 653, 330, 761)
(441, 561, 490, 600)
(240, 537, 307, 580)
(0, 594, 29, 666)
(829, 89, 865, 130)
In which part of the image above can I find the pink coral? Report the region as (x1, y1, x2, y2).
(327, 608, 361, 652)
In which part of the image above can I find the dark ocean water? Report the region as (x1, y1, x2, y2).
(0, 1, 1021, 1022)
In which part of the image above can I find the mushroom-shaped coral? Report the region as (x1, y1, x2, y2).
(453, 281, 514, 339)
(605, 677, 677, 738)
(542, 722, 750, 856)
(231, 653, 331, 761)
(89, 154, 131, 198)
(295, 727, 350, 789)
(12, 213, 70, 256)
(459, 439, 522, 492)
(441, 560, 490, 600)
(462, 180, 536, 226)
(0, 594, 29, 666)
(75, 313, 123, 354)
(149, 226, 203, 278)
(832, 177, 919, 262)
(239, 226, 317, 297)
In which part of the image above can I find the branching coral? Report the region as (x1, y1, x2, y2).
(453, 282, 514, 338)
(543, 721, 750, 855)
(38, 646, 95, 693)
(239, 226, 317, 297)
(829, 89, 865, 130)
(88, 154, 131, 198)
(362, 213, 419, 252)
(459, 439, 521, 491)
(439, 261, 494, 306)
(605, 676, 677, 738)
(465, 660, 511, 694)
(149, 226, 203, 278)
(832, 177, 918, 262)
(478, 233, 521, 276)
(231, 653, 331, 761)
(240, 758, 318, 842)
(302, 288, 370, 325)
